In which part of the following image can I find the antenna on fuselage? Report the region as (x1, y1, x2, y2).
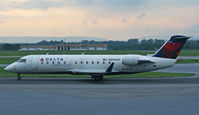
(81, 52, 85, 55)
(46, 52, 49, 55)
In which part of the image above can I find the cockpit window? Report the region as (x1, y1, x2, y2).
(17, 59, 26, 63)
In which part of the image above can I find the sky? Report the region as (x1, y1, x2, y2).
(0, 0, 199, 42)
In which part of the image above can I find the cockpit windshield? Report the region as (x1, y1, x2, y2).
(17, 59, 27, 63)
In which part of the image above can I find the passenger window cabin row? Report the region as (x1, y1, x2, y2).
(77, 61, 111, 65)
(41, 61, 112, 65)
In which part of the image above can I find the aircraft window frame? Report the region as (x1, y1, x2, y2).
(17, 59, 27, 63)
(64, 61, 66, 64)
(81, 61, 83, 64)
(86, 61, 88, 64)
(75, 61, 77, 64)
(97, 61, 99, 64)
(92, 61, 94, 64)
(103, 62, 105, 64)
(52, 61, 54, 64)
(47, 62, 49, 64)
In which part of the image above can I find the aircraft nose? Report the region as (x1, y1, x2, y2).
(5, 65, 11, 71)
(4, 64, 16, 72)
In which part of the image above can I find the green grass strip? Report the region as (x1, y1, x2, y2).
(0, 58, 19, 64)
(0, 67, 194, 78)
(0, 49, 199, 56)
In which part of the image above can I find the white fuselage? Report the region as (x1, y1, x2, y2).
(5, 54, 176, 75)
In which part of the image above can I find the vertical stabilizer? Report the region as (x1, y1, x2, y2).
(153, 35, 190, 59)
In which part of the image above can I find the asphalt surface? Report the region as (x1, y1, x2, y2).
(1, 76, 199, 115)
(0, 64, 199, 115)
(157, 63, 199, 75)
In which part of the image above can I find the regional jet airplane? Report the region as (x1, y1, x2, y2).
(5, 35, 190, 80)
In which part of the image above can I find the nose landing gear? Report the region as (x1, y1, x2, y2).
(17, 73, 21, 80)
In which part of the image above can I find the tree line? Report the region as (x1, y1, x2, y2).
(80, 39, 199, 50)
(0, 39, 199, 50)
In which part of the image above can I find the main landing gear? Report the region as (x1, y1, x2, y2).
(91, 74, 104, 81)
(17, 73, 21, 80)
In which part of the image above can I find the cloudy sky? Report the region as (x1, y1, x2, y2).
(0, 0, 199, 41)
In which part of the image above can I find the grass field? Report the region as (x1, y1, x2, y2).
(0, 49, 199, 56)
(0, 50, 152, 56)
(179, 50, 199, 56)
(0, 58, 19, 64)
(0, 67, 195, 78)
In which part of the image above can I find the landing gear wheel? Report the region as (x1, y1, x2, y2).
(92, 75, 104, 81)
(17, 73, 21, 80)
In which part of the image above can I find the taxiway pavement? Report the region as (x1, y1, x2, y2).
(157, 63, 199, 75)
(0, 76, 199, 115)
(1, 64, 199, 115)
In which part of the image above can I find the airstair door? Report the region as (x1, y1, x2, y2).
(31, 55, 40, 70)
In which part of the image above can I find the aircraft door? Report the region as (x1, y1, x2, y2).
(65, 58, 72, 70)
(31, 55, 40, 70)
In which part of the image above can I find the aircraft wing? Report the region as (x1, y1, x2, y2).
(70, 69, 118, 74)
(70, 63, 116, 74)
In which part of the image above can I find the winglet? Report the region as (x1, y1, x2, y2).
(105, 62, 114, 73)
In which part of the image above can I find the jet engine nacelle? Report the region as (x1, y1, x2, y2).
(122, 55, 140, 66)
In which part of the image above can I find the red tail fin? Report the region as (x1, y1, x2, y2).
(153, 35, 190, 59)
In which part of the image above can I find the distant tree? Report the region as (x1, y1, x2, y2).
(2, 44, 20, 50)
(127, 39, 139, 45)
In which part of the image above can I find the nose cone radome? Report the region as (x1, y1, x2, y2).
(4, 64, 16, 72)
(5, 65, 11, 71)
